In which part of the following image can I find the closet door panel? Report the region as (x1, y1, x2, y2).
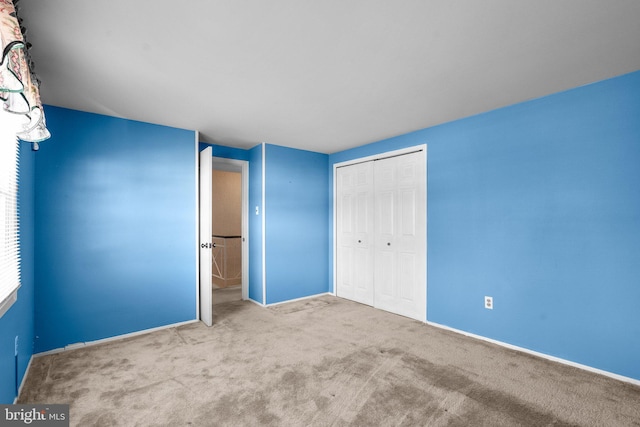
(336, 162, 374, 306)
(377, 191, 395, 235)
(377, 250, 395, 298)
(336, 169, 355, 301)
(341, 193, 353, 233)
(397, 151, 427, 321)
(400, 189, 416, 236)
(338, 245, 355, 299)
(374, 152, 426, 321)
(354, 245, 373, 304)
(374, 156, 399, 312)
(398, 252, 416, 301)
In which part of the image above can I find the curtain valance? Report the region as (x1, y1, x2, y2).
(1, 0, 50, 143)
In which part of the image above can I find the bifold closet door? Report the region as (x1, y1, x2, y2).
(336, 161, 374, 306)
(373, 151, 426, 321)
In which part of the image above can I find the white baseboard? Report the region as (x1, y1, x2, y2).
(265, 292, 331, 307)
(427, 321, 640, 387)
(247, 297, 266, 307)
(13, 354, 34, 404)
(34, 319, 199, 357)
(31, 293, 332, 360)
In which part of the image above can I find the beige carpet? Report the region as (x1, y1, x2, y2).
(212, 285, 242, 305)
(19, 295, 640, 426)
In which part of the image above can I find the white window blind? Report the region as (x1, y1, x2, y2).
(0, 112, 22, 318)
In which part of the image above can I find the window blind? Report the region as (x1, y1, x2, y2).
(0, 112, 22, 318)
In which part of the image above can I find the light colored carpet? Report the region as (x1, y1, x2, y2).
(212, 286, 242, 305)
(19, 295, 640, 426)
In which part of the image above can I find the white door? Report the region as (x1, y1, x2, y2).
(199, 147, 213, 326)
(373, 151, 426, 321)
(336, 162, 374, 305)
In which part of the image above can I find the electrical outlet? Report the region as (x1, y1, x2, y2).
(15, 335, 18, 356)
(484, 296, 493, 310)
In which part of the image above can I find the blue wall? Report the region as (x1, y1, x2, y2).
(34, 107, 197, 353)
(329, 70, 640, 381)
(248, 144, 264, 304)
(264, 144, 329, 304)
(211, 144, 250, 161)
(0, 142, 36, 403)
(198, 143, 250, 161)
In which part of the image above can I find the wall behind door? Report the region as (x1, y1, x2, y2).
(212, 170, 242, 236)
(34, 106, 197, 353)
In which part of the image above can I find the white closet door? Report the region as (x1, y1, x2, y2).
(336, 162, 374, 306)
(373, 151, 426, 321)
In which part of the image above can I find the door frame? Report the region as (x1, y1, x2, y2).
(195, 133, 202, 321)
(211, 156, 250, 301)
(332, 144, 427, 321)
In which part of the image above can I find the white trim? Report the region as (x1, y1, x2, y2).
(33, 319, 199, 357)
(333, 145, 427, 169)
(332, 143, 428, 321)
(427, 321, 640, 387)
(331, 162, 338, 296)
(13, 354, 33, 404)
(422, 146, 428, 323)
(265, 292, 332, 307)
(0, 288, 18, 319)
(194, 131, 200, 321)
(261, 142, 267, 305)
(242, 161, 249, 301)
(248, 297, 266, 307)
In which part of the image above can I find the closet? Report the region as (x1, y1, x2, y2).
(336, 149, 426, 321)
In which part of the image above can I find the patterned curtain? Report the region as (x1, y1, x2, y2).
(0, 0, 50, 143)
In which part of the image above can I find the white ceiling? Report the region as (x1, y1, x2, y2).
(18, 1, 640, 154)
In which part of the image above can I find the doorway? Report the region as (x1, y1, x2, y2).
(211, 158, 247, 307)
(199, 148, 249, 326)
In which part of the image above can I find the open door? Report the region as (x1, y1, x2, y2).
(199, 146, 213, 326)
